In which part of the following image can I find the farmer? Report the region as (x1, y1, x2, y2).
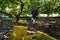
(31, 8, 38, 24)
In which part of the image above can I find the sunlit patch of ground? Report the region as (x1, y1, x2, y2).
(0, 20, 2, 22)
(10, 26, 57, 40)
(18, 19, 28, 24)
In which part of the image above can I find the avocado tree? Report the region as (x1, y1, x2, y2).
(0, 0, 60, 20)
(0, 0, 26, 22)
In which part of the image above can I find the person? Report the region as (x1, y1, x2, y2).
(31, 8, 38, 24)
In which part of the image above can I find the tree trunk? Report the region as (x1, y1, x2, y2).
(16, 0, 24, 23)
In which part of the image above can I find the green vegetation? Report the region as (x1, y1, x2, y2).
(10, 26, 27, 40)
(24, 34, 57, 40)
(18, 19, 28, 24)
(10, 26, 57, 40)
(0, 0, 60, 18)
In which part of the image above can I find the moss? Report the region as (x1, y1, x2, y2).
(9, 26, 27, 40)
(18, 19, 28, 24)
(9, 26, 57, 40)
(24, 34, 57, 40)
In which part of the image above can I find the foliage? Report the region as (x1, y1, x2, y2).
(0, 0, 60, 17)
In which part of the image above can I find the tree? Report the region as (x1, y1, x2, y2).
(0, 0, 60, 20)
(15, 0, 25, 22)
(0, 0, 25, 22)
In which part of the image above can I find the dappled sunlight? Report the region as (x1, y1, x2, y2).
(10, 26, 57, 40)
(49, 13, 59, 17)
(0, 20, 2, 22)
(39, 14, 48, 17)
(18, 19, 28, 24)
